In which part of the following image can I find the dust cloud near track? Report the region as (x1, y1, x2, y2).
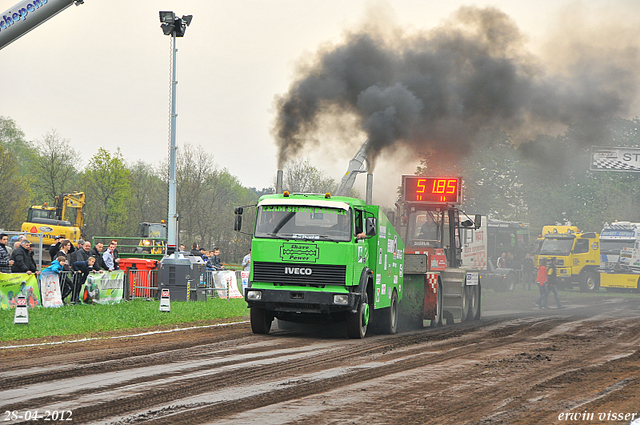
(1, 289, 639, 424)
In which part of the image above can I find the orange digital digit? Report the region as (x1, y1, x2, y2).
(417, 179, 426, 193)
(446, 179, 456, 193)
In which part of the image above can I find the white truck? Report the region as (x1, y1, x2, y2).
(461, 218, 531, 291)
(598, 221, 640, 292)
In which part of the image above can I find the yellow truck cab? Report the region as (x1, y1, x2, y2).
(536, 226, 600, 292)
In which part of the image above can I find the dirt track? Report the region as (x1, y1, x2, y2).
(1, 288, 640, 424)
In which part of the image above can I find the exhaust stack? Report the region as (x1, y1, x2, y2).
(276, 170, 284, 194)
(366, 173, 373, 205)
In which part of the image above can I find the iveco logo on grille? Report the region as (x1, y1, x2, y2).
(285, 267, 312, 275)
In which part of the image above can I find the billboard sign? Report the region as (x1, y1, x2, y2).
(591, 146, 640, 172)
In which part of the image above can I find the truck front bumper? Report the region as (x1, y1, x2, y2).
(245, 288, 360, 315)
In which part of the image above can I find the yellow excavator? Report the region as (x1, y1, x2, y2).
(21, 192, 85, 249)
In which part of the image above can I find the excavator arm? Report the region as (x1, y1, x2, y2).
(0, 0, 85, 50)
(335, 140, 369, 197)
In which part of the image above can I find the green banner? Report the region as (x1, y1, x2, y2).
(0, 274, 41, 310)
(82, 271, 125, 304)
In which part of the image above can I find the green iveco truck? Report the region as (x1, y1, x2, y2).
(234, 192, 404, 338)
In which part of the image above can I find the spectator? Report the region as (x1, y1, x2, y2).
(546, 257, 563, 309)
(190, 242, 201, 257)
(72, 256, 98, 303)
(13, 234, 25, 252)
(523, 253, 535, 291)
(505, 252, 515, 269)
(11, 239, 39, 275)
(42, 255, 66, 274)
(49, 235, 62, 259)
(56, 239, 72, 261)
(496, 252, 507, 269)
(179, 244, 186, 253)
(103, 241, 117, 271)
(70, 241, 91, 264)
(534, 258, 548, 309)
(110, 239, 120, 270)
(0, 233, 14, 273)
(89, 242, 108, 270)
(242, 249, 251, 272)
(211, 247, 225, 271)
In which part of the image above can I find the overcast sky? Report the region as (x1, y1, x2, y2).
(1, 0, 639, 203)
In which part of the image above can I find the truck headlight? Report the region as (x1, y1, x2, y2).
(333, 294, 349, 305)
(247, 290, 262, 300)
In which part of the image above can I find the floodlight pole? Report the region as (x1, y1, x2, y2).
(167, 31, 178, 255)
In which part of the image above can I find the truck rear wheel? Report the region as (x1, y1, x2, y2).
(579, 270, 599, 292)
(461, 285, 469, 322)
(467, 285, 480, 321)
(346, 291, 370, 339)
(250, 307, 273, 335)
(381, 290, 399, 334)
(430, 283, 443, 327)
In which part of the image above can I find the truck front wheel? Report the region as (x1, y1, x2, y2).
(347, 291, 370, 339)
(250, 307, 273, 335)
(579, 271, 599, 292)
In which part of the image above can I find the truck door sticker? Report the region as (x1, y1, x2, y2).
(280, 243, 319, 263)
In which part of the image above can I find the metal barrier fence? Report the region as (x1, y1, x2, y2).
(127, 269, 159, 300)
(57, 270, 88, 303)
(53, 269, 244, 302)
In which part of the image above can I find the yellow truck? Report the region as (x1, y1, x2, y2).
(536, 226, 600, 292)
(598, 222, 640, 292)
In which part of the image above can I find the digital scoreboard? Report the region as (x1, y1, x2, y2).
(402, 176, 462, 205)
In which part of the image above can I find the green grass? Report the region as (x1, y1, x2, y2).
(0, 298, 249, 342)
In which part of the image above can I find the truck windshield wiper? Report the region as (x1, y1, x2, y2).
(267, 232, 294, 241)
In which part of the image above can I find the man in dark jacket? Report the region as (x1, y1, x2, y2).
(0, 233, 14, 273)
(70, 241, 91, 264)
(11, 239, 38, 275)
(89, 242, 108, 270)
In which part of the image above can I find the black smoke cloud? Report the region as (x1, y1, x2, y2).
(272, 6, 640, 169)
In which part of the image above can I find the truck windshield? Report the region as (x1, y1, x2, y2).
(255, 205, 352, 242)
(407, 211, 445, 248)
(600, 239, 634, 255)
(540, 237, 574, 255)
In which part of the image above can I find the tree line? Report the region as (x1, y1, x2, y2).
(3, 114, 639, 259)
(0, 117, 261, 263)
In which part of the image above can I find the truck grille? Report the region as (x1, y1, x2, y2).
(253, 262, 346, 287)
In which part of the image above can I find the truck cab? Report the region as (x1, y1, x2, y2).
(238, 192, 403, 338)
(536, 228, 600, 291)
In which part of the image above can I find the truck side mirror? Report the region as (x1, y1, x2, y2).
(365, 217, 377, 236)
(234, 208, 243, 231)
(474, 214, 482, 230)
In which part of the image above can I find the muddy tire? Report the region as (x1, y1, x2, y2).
(461, 284, 469, 322)
(381, 290, 399, 334)
(467, 285, 480, 321)
(430, 283, 443, 327)
(579, 270, 599, 292)
(346, 291, 370, 339)
(250, 307, 273, 335)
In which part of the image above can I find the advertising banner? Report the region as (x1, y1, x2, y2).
(212, 271, 244, 299)
(83, 271, 125, 304)
(0, 273, 40, 310)
(40, 271, 63, 308)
